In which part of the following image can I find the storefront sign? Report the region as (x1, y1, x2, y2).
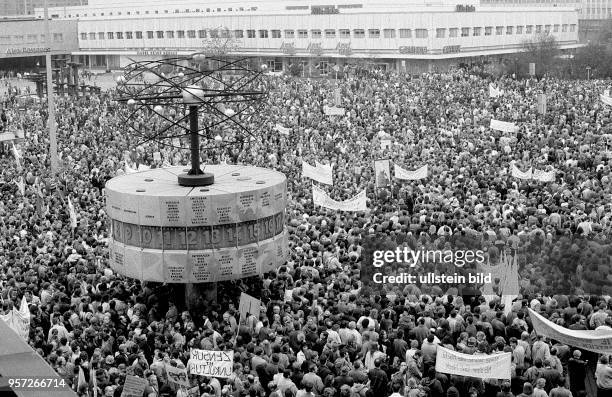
(136, 50, 178, 56)
(337, 42, 352, 56)
(5, 47, 51, 55)
(399, 46, 428, 55)
(280, 42, 296, 55)
(307, 42, 323, 56)
(456, 4, 476, 12)
(442, 45, 461, 54)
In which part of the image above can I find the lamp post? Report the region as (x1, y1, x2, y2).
(586, 66, 591, 80)
(43, 0, 58, 175)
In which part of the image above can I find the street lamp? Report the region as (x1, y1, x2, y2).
(586, 66, 592, 80)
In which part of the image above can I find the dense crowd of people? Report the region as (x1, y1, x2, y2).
(1, 65, 612, 397)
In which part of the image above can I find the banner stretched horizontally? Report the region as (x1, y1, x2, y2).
(511, 164, 532, 180)
(188, 349, 234, 378)
(394, 164, 428, 180)
(275, 124, 291, 135)
(312, 184, 367, 212)
(601, 94, 612, 107)
(315, 161, 333, 172)
(490, 119, 519, 133)
(435, 346, 511, 379)
(528, 309, 612, 354)
(532, 168, 555, 182)
(323, 106, 345, 116)
(302, 161, 333, 185)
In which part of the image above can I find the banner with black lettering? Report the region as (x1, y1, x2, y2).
(312, 185, 367, 212)
(302, 161, 333, 185)
(394, 164, 428, 180)
(435, 346, 511, 379)
(528, 309, 612, 354)
(511, 164, 532, 180)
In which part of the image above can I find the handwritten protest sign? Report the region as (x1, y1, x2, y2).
(188, 349, 234, 378)
(435, 346, 511, 379)
(165, 364, 189, 387)
(120, 375, 147, 397)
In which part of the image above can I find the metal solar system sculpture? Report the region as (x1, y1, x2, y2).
(115, 54, 269, 186)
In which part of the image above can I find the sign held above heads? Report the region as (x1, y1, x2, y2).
(188, 349, 234, 378)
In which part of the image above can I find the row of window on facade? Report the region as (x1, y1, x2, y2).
(64, 6, 258, 18)
(0, 33, 64, 44)
(79, 24, 577, 41)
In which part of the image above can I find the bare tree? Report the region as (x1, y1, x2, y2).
(520, 33, 560, 76)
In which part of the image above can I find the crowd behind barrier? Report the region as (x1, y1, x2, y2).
(1, 67, 612, 397)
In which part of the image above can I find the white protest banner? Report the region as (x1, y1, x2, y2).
(489, 83, 503, 98)
(435, 346, 511, 379)
(12, 296, 30, 341)
(67, 196, 78, 230)
(394, 164, 428, 181)
(532, 168, 555, 182)
(600, 94, 612, 107)
(511, 164, 532, 180)
(165, 364, 189, 387)
(302, 161, 333, 185)
(374, 160, 391, 187)
(323, 106, 345, 116)
(528, 309, 612, 354)
(275, 124, 291, 135)
(188, 349, 234, 378)
(0, 132, 16, 142)
(315, 161, 333, 172)
(120, 375, 147, 397)
(490, 119, 518, 133)
(238, 292, 261, 322)
(312, 184, 367, 212)
(334, 88, 342, 106)
(15, 177, 25, 196)
(537, 93, 547, 115)
(380, 139, 392, 150)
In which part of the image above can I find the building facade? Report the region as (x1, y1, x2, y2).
(31, 0, 581, 73)
(0, 0, 86, 17)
